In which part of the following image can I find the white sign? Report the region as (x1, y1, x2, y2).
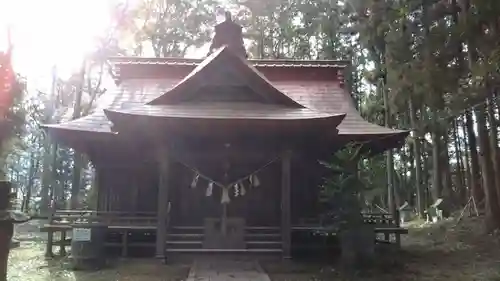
(72, 228, 91, 242)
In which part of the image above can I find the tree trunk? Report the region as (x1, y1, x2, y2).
(40, 66, 58, 216)
(441, 132, 455, 209)
(465, 110, 483, 205)
(486, 98, 500, 208)
(381, 77, 396, 215)
(462, 120, 472, 198)
(476, 106, 500, 231)
(409, 99, 424, 216)
(40, 143, 54, 216)
(421, 106, 430, 209)
(453, 119, 466, 205)
(23, 153, 37, 213)
(430, 117, 442, 203)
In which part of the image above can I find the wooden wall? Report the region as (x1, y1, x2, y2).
(96, 163, 159, 213)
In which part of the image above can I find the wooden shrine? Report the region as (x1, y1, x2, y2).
(43, 13, 408, 260)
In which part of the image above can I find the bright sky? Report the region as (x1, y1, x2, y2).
(0, 0, 123, 92)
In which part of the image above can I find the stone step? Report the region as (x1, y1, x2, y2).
(246, 226, 280, 234)
(246, 241, 282, 249)
(167, 240, 203, 249)
(171, 226, 280, 233)
(166, 240, 282, 250)
(166, 248, 282, 253)
(168, 233, 203, 240)
(168, 233, 281, 240)
(171, 226, 203, 234)
(167, 240, 203, 245)
(246, 233, 281, 241)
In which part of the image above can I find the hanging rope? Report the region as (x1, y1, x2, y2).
(175, 155, 281, 203)
(177, 155, 279, 188)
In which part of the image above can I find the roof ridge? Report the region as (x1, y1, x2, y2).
(108, 56, 349, 68)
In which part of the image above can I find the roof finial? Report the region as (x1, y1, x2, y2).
(225, 11, 232, 22)
(207, 11, 247, 58)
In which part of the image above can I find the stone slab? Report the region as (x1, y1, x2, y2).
(186, 259, 271, 281)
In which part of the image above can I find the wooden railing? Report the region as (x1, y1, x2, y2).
(44, 210, 158, 229)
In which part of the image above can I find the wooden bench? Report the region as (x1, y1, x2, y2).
(41, 210, 158, 257)
(363, 212, 405, 245)
(296, 212, 407, 246)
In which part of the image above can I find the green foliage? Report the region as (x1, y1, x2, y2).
(117, 0, 219, 57)
(1, 76, 27, 178)
(320, 143, 367, 230)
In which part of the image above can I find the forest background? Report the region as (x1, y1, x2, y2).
(2, 0, 500, 231)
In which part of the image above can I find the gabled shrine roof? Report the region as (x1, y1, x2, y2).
(45, 77, 407, 137)
(146, 46, 303, 107)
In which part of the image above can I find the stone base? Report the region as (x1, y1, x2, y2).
(339, 225, 376, 268)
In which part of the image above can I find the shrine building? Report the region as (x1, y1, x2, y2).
(44, 13, 408, 260)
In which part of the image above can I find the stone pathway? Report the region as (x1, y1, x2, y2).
(186, 259, 271, 281)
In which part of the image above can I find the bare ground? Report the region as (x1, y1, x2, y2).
(8, 217, 500, 281)
(8, 220, 190, 281)
(265, 217, 500, 281)
(8, 243, 190, 281)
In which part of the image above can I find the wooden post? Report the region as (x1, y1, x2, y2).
(281, 150, 292, 259)
(0, 183, 13, 281)
(121, 230, 128, 257)
(155, 149, 169, 262)
(93, 166, 101, 211)
(45, 186, 57, 258)
(394, 209, 401, 247)
(59, 230, 67, 256)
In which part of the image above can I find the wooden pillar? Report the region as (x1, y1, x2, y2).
(45, 185, 57, 258)
(93, 167, 100, 210)
(281, 150, 292, 259)
(155, 149, 170, 261)
(95, 166, 109, 212)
